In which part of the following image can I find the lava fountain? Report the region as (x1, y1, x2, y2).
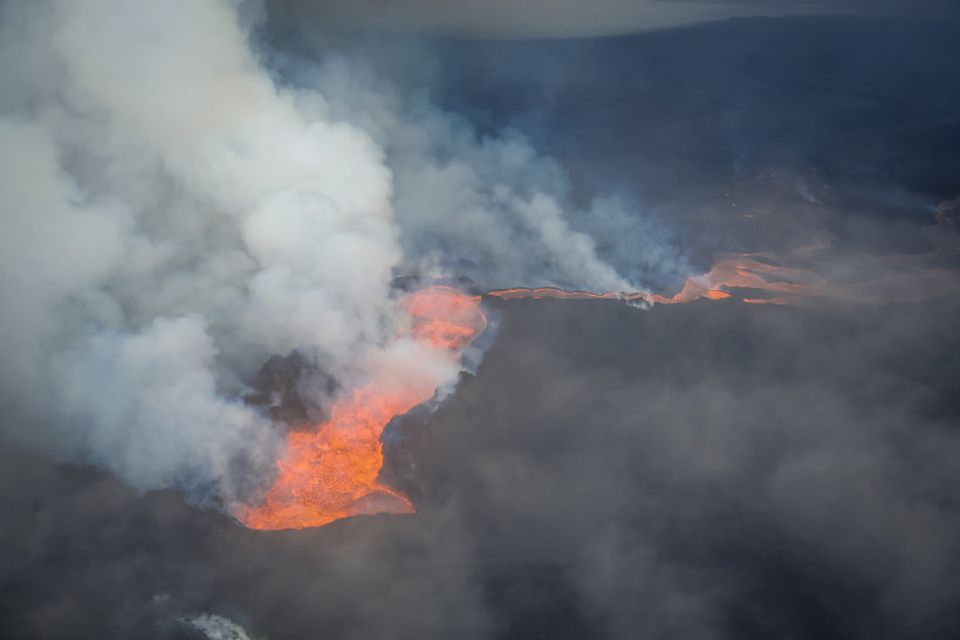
(238, 286, 486, 530)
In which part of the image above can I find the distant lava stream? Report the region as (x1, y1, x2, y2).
(489, 201, 960, 306)
(237, 286, 486, 530)
(484, 257, 819, 306)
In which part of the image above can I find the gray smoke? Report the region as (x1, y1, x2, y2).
(0, 0, 680, 503)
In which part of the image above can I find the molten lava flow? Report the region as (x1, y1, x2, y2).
(239, 286, 486, 531)
(241, 207, 958, 531)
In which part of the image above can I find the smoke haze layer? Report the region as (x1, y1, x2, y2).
(3, 298, 960, 639)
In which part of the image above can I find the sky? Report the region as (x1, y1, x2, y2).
(266, 0, 960, 37)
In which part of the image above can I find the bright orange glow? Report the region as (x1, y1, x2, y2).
(704, 289, 732, 301)
(238, 286, 486, 531)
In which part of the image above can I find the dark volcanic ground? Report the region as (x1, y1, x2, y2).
(3, 296, 960, 639)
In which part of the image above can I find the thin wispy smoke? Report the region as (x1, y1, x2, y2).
(0, 0, 673, 503)
(181, 614, 256, 640)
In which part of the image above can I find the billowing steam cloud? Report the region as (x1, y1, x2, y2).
(0, 0, 680, 503)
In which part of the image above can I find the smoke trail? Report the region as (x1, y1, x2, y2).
(0, 0, 674, 504)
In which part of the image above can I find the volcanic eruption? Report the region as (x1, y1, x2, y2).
(4, 2, 960, 639)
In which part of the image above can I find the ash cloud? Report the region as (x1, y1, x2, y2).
(0, 0, 668, 505)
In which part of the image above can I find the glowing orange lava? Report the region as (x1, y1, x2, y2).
(238, 286, 486, 531)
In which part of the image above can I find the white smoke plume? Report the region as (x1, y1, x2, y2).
(0, 0, 681, 503)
